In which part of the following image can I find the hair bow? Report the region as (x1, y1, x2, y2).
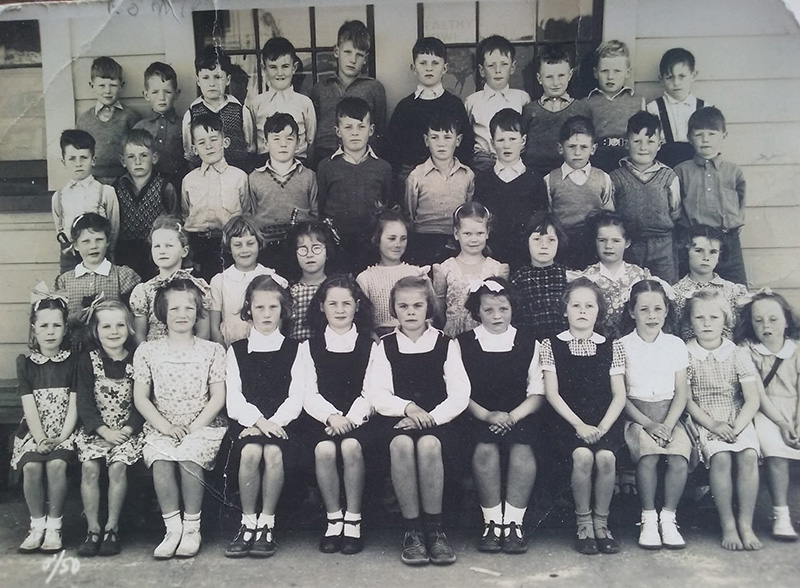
(152, 269, 212, 298)
(469, 279, 504, 294)
(79, 292, 106, 325)
(30, 281, 68, 311)
(268, 272, 289, 289)
(650, 276, 676, 301)
(736, 287, 774, 308)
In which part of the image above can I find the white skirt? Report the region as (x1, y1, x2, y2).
(754, 413, 800, 460)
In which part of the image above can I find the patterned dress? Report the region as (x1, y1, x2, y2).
(511, 262, 568, 340)
(673, 274, 748, 341)
(129, 270, 212, 341)
(572, 262, 651, 336)
(11, 351, 77, 469)
(75, 350, 144, 465)
(289, 282, 321, 341)
(133, 338, 227, 469)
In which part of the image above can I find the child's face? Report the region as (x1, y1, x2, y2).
(322, 286, 358, 335)
(121, 143, 157, 180)
(90, 76, 122, 107)
(143, 75, 179, 114)
(751, 298, 787, 349)
(687, 236, 720, 278)
(95, 308, 129, 356)
(558, 133, 596, 170)
(594, 55, 630, 96)
(266, 125, 298, 165)
(412, 52, 447, 88)
(334, 40, 368, 81)
(492, 128, 526, 166)
(196, 65, 230, 102)
(250, 290, 283, 336)
(230, 233, 259, 271)
(566, 287, 600, 332)
(296, 234, 327, 276)
(688, 127, 725, 160)
(480, 49, 515, 92)
(379, 221, 408, 264)
(165, 290, 197, 335)
(661, 62, 696, 102)
(62, 145, 95, 182)
(689, 299, 725, 347)
(537, 61, 573, 98)
(479, 293, 512, 335)
(628, 129, 659, 170)
(424, 127, 461, 163)
(73, 228, 109, 269)
(629, 291, 667, 341)
(528, 225, 558, 267)
(394, 288, 428, 335)
(334, 114, 374, 154)
(192, 126, 229, 165)
(454, 217, 488, 257)
(596, 224, 629, 266)
(151, 228, 188, 271)
(264, 54, 297, 92)
(32, 308, 66, 356)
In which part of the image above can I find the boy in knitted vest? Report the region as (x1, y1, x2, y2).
(610, 112, 681, 283)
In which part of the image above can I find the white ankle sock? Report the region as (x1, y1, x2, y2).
(44, 516, 62, 530)
(481, 504, 503, 536)
(344, 511, 361, 538)
(162, 511, 182, 532)
(326, 510, 344, 536)
(503, 504, 526, 535)
(774, 506, 791, 519)
(257, 513, 275, 529)
(30, 516, 46, 531)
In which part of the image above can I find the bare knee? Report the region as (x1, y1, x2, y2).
(23, 462, 43, 481)
(509, 444, 536, 474)
(666, 456, 688, 475)
(46, 459, 67, 478)
(340, 438, 362, 463)
(390, 435, 415, 461)
(315, 441, 337, 462)
(82, 459, 101, 482)
(263, 445, 284, 470)
(473, 443, 499, 469)
(594, 450, 616, 474)
(108, 462, 127, 484)
(736, 449, 759, 470)
(572, 448, 594, 474)
(709, 451, 732, 474)
(416, 435, 442, 464)
(240, 444, 263, 471)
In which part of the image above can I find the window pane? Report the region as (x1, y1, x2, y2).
(0, 69, 45, 161)
(0, 20, 41, 65)
(294, 51, 315, 95)
(193, 10, 256, 51)
(256, 8, 311, 49)
(538, 0, 595, 41)
(479, 1, 535, 42)
(315, 50, 339, 81)
(441, 47, 476, 100)
(230, 54, 259, 104)
(422, 2, 476, 45)
(315, 6, 368, 47)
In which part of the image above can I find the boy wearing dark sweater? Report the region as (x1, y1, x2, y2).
(473, 109, 547, 272)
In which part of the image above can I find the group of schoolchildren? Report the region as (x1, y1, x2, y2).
(12, 17, 800, 571)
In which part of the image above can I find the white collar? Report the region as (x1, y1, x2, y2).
(539, 93, 572, 106)
(588, 86, 635, 100)
(619, 157, 667, 175)
(687, 337, 736, 361)
(191, 94, 242, 111)
(200, 159, 229, 175)
(482, 84, 511, 99)
(663, 92, 696, 107)
(626, 329, 667, 346)
(422, 157, 466, 177)
(753, 339, 797, 359)
(66, 175, 97, 189)
(29, 349, 71, 364)
(223, 263, 272, 282)
(556, 330, 606, 344)
(331, 146, 378, 163)
(414, 83, 445, 100)
(264, 86, 296, 99)
(473, 324, 516, 345)
(324, 325, 359, 348)
(255, 158, 301, 175)
(94, 101, 123, 114)
(393, 324, 439, 345)
(75, 258, 112, 277)
(493, 159, 526, 177)
(598, 262, 629, 281)
(247, 326, 284, 353)
(560, 161, 592, 179)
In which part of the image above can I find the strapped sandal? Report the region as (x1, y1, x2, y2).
(77, 531, 102, 557)
(320, 517, 344, 553)
(341, 519, 363, 555)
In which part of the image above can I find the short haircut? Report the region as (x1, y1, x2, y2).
(60, 129, 95, 156)
(263, 112, 299, 138)
(619, 278, 679, 336)
(627, 111, 661, 138)
(194, 45, 231, 74)
(70, 212, 111, 242)
(222, 214, 265, 251)
(153, 278, 207, 324)
(149, 215, 190, 250)
(144, 61, 177, 88)
(239, 274, 293, 324)
(190, 112, 224, 141)
(307, 273, 374, 336)
(524, 211, 567, 244)
(559, 115, 595, 142)
(477, 35, 515, 64)
(389, 275, 437, 320)
(371, 207, 411, 249)
(659, 47, 696, 77)
(337, 20, 371, 52)
(427, 111, 460, 135)
(262, 36, 297, 63)
(29, 297, 70, 351)
(90, 56, 123, 81)
(587, 209, 632, 242)
(685, 224, 725, 259)
(563, 277, 607, 331)
(683, 289, 733, 330)
(86, 299, 137, 353)
(688, 106, 726, 134)
(412, 37, 446, 61)
(595, 39, 630, 63)
(464, 276, 517, 322)
(734, 290, 800, 344)
(336, 96, 371, 123)
(489, 108, 524, 137)
(538, 45, 573, 70)
(121, 128, 156, 153)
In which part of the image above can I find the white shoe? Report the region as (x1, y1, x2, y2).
(638, 512, 661, 550)
(18, 528, 45, 553)
(40, 528, 63, 553)
(175, 524, 201, 558)
(772, 514, 798, 541)
(154, 528, 183, 559)
(659, 511, 686, 549)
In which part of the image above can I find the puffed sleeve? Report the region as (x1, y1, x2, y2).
(208, 342, 226, 384)
(133, 344, 152, 385)
(129, 283, 149, 317)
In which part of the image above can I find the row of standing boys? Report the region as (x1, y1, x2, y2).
(14, 17, 797, 571)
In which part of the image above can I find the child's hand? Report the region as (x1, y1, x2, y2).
(239, 427, 262, 438)
(644, 421, 673, 446)
(778, 421, 800, 448)
(486, 411, 515, 432)
(574, 423, 601, 444)
(405, 403, 436, 429)
(257, 420, 288, 439)
(165, 425, 189, 441)
(488, 423, 508, 436)
(394, 417, 420, 430)
(709, 421, 736, 443)
(326, 415, 355, 436)
(37, 438, 57, 454)
(99, 426, 130, 446)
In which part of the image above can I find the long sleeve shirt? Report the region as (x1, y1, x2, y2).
(180, 160, 251, 232)
(52, 176, 120, 246)
(674, 155, 746, 230)
(247, 87, 316, 157)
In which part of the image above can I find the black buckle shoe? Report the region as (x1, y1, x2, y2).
(225, 525, 255, 558)
(98, 529, 121, 556)
(249, 527, 277, 558)
(341, 520, 363, 555)
(426, 530, 456, 565)
(77, 531, 102, 557)
(503, 522, 528, 554)
(477, 522, 503, 553)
